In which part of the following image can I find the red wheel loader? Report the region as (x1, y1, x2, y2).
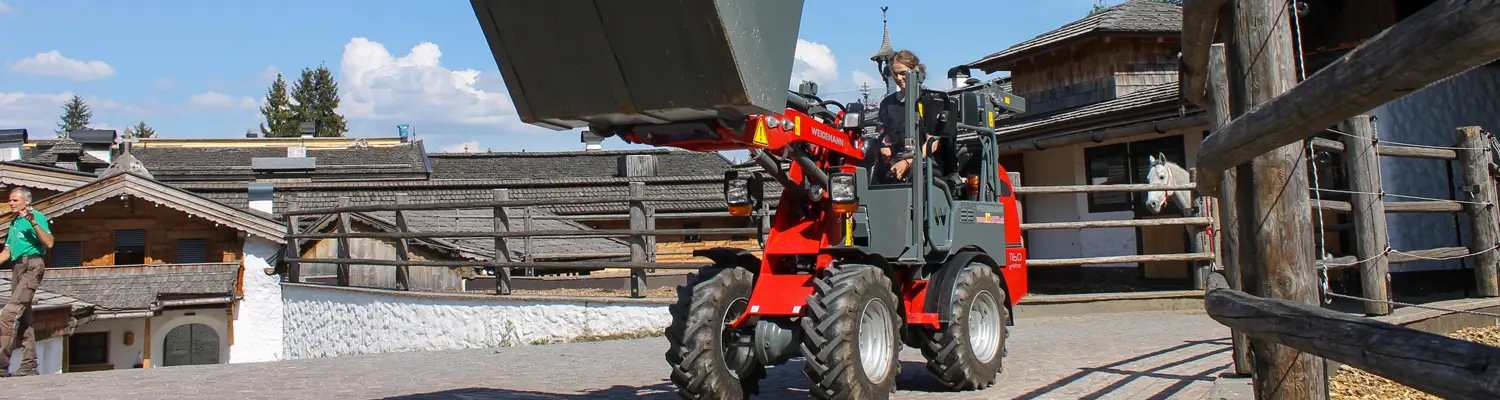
(470, 1, 1029, 398)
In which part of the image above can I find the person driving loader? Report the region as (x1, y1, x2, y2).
(870, 50, 949, 184)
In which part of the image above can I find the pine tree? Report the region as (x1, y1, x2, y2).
(259, 73, 298, 137)
(126, 121, 156, 138)
(291, 63, 348, 137)
(55, 95, 92, 137)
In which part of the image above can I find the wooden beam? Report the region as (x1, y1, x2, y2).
(1025, 252, 1215, 267)
(1311, 199, 1463, 213)
(1226, 0, 1325, 397)
(1339, 115, 1391, 315)
(1457, 126, 1500, 297)
(1309, 137, 1457, 160)
(1020, 217, 1211, 231)
(492, 189, 513, 295)
(1205, 273, 1500, 400)
(1207, 42, 1251, 377)
(1180, 0, 1230, 107)
(1014, 183, 1198, 194)
(1197, 0, 1500, 197)
(1325, 246, 1471, 267)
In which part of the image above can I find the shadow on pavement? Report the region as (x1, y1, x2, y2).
(379, 383, 680, 399)
(1013, 337, 1233, 400)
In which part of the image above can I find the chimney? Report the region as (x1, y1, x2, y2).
(70, 129, 118, 164)
(287, 146, 307, 158)
(248, 182, 275, 214)
(0, 129, 27, 162)
(581, 130, 606, 151)
(299, 122, 316, 139)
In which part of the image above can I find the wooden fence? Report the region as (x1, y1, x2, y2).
(1012, 176, 1220, 289)
(281, 182, 765, 298)
(1305, 119, 1500, 316)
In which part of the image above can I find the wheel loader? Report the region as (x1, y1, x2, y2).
(470, 1, 1030, 398)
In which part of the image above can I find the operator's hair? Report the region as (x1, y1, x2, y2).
(892, 49, 926, 80)
(9, 187, 30, 201)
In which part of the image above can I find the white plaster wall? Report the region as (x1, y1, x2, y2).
(1022, 145, 1083, 261)
(74, 317, 148, 370)
(7, 337, 61, 374)
(280, 284, 672, 360)
(230, 236, 285, 363)
(1368, 65, 1500, 272)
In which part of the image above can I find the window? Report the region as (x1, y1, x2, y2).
(114, 229, 147, 265)
(50, 241, 82, 267)
(1082, 135, 1187, 214)
(176, 238, 208, 264)
(68, 332, 109, 366)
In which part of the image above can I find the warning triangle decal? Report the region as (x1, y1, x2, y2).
(753, 120, 769, 146)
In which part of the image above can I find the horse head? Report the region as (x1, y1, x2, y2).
(1144, 152, 1192, 214)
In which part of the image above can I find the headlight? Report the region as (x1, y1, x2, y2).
(830, 172, 857, 213)
(726, 176, 752, 216)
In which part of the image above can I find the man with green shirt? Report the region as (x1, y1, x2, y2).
(0, 188, 52, 377)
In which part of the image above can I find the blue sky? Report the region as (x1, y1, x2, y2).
(0, 0, 1113, 156)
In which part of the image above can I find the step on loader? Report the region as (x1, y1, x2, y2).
(470, 1, 1030, 398)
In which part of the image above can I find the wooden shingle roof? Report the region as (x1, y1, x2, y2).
(40, 263, 240, 312)
(969, 0, 1182, 72)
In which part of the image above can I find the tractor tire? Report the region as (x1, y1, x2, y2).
(665, 265, 765, 399)
(916, 261, 1009, 390)
(799, 263, 903, 400)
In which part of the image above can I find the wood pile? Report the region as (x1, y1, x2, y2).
(1330, 325, 1500, 399)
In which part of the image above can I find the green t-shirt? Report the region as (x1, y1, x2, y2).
(7, 210, 50, 261)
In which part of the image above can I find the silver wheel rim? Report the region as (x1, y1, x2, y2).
(858, 297, 895, 382)
(967, 290, 1002, 363)
(721, 297, 753, 378)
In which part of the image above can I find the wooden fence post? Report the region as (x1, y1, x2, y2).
(629, 181, 648, 298)
(284, 201, 301, 284)
(523, 206, 534, 277)
(1458, 126, 1500, 298)
(1208, 41, 1251, 376)
(394, 193, 413, 291)
(493, 189, 513, 295)
(1340, 115, 1391, 315)
(1191, 171, 1212, 291)
(336, 196, 352, 287)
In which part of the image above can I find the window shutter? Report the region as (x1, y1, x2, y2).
(50, 242, 82, 267)
(115, 229, 146, 247)
(177, 238, 208, 264)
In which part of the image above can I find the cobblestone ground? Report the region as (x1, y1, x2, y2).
(0, 310, 1231, 399)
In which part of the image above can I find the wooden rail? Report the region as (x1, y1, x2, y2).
(1205, 272, 1500, 400)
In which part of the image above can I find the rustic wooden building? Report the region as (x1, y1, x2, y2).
(0, 165, 287, 372)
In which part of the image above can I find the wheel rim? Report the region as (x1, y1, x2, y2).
(858, 297, 895, 382)
(720, 297, 753, 378)
(967, 290, 1002, 363)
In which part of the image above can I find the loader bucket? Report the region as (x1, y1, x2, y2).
(470, 0, 805, 131)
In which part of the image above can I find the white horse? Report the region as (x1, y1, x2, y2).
(1144, 152, 1194, 214)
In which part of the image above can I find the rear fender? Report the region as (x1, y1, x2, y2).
(927, 250, 1014, 326)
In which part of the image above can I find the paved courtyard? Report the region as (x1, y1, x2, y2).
(0, 310, 1232, 399)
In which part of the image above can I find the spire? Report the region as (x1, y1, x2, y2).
(870, 7, 894, 63)
(98, 139, 152, 179)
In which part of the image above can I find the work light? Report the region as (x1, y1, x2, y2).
(725, 173, 753, 216)
(830, 172, 858, 214)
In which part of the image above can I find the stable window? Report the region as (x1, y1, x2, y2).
(1082, 135, 1188, 214)
(176, 238, 208, 264)
(114, 229, 147, 265)
(68, 331, 109, 366)
(49, 241, 82, 267)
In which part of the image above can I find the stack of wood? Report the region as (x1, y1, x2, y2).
(1330, 325, 1500, 399)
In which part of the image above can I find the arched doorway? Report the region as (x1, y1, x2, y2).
(162, 323, 220, 366)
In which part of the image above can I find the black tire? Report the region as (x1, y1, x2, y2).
(799, 263, 902, 400)
(916, 261, 1009, 390)
(665, 266, 765, 399)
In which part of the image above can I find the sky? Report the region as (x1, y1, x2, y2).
(0, 0, 1116, 158)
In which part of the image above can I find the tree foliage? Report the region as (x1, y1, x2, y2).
(289, 63, 348, 137)
(259, 73, 298, 137)
(125, 121, 157, 138)
(55, 95, 92, 137)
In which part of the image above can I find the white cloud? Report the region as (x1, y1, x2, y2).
(851, 70, 882, 92)
(188, 91, 256, 109)
(155, 78, 173, 92)
(0, 1, 11, 13)
(440, 140, 480, 153)
(790, 39, 838, 89)
(0, 92, 139, 136)
(338, 37, 531, 130)
(5, 51, 115, 82)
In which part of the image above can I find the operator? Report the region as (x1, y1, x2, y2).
(871, 50, 943, 183)
(0, 188, 52, 377)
